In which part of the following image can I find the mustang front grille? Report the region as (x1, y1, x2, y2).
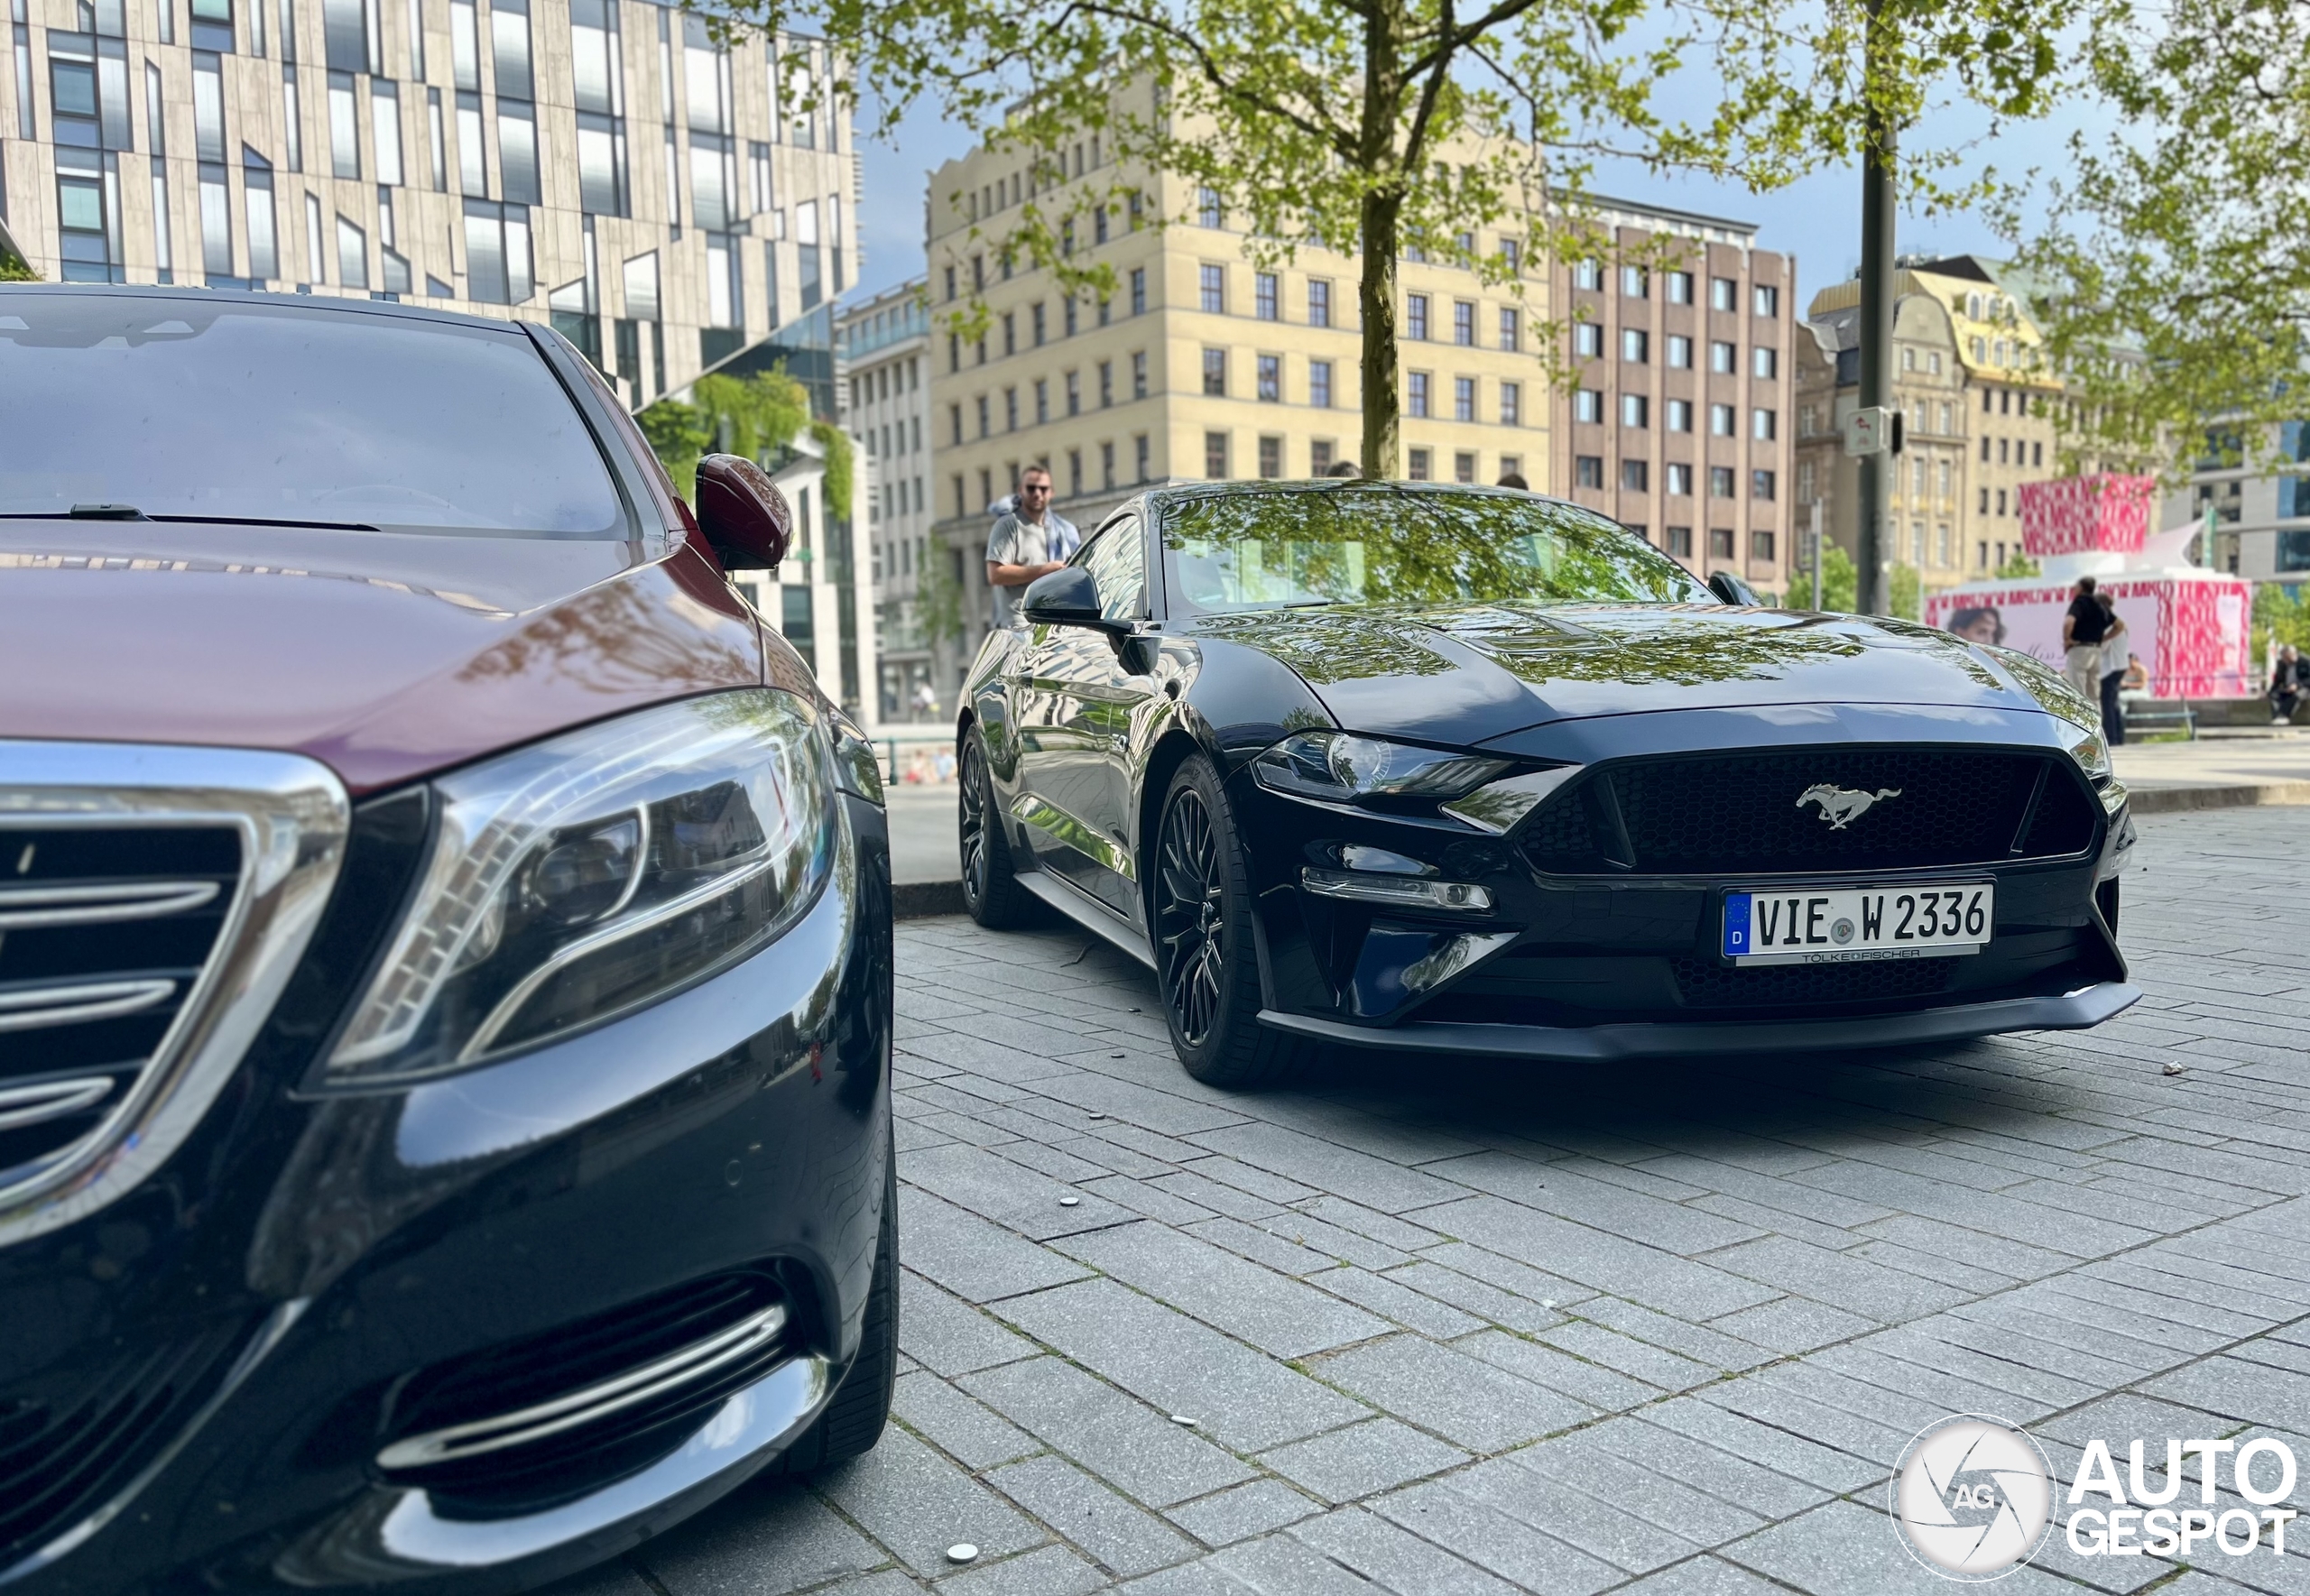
(1523, 748, 2098, 876)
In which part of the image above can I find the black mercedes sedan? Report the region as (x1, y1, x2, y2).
(1, 287, 893, 1592)
(957, 481, 2137, 1087)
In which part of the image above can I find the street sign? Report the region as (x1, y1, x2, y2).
(1844, 406, 1901, 457)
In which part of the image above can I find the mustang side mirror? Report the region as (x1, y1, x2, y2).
(1021, 565, 1121, 632)
(694, 453, 791, 571)
(1709, 570, 1764, 607)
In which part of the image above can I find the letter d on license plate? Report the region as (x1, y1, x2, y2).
(1722, 882, 1992, 965)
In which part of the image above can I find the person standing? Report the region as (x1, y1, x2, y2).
(2061, 576, 2110, 701)
(984, 465, 1080, 630)
(2273, 643, 2307, 724)
(2094, 591, 2129, 745)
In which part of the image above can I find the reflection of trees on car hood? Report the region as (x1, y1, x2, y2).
(1189, 599, 2016, 694)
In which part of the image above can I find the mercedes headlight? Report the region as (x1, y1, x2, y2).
(321, 690, 835, 1085)
(1251, 733, 1510, 804)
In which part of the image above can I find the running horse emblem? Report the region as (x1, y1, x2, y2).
(1796, 784, 1903, 829)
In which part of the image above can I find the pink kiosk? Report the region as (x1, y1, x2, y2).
(1923, 474, 2255, 702)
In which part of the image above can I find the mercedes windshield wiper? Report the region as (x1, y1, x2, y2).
(0, 508, 382, 531)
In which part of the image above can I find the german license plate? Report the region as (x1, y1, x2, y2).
(1721, 883, 1992, 965)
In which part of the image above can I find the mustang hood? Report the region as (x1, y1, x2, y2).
(1190, 602, 2044, 747)
(0, 521, 763, 793)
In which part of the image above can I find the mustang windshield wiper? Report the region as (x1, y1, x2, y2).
(0, 508, 382, 531)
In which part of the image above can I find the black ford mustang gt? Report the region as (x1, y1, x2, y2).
(957, 481, 2138, 1087)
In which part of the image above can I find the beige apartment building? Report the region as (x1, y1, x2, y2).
(922, 134, 1557, 648)
(1548, 197, 1796, 595)
(0, 0, 855, 404)
(1793, 256, 2079, 589)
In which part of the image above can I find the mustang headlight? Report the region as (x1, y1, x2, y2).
(323, 689, 835, 1085)
(1252, 733, 1510, 804)
(2056, 717, 2113, 782)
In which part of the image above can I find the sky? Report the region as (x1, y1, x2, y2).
(846, 87, 2096, 314)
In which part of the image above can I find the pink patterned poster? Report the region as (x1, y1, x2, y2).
(1925, 576, 2252, 699)
(2018, 475, 2156, 558)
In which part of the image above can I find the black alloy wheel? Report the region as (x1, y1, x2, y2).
(1151, 758, 1309, 1088)
(959, 731, 1030, 927)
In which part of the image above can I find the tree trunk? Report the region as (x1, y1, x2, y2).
(1359, 189, 1402, 479)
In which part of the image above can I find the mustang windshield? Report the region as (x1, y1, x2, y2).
(1162, 485, 1710, 614)
(0, 294, 626, 537)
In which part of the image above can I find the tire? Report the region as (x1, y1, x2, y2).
(779, 1146, 897, 1473)
(1151, 757, 1309, 1089)
(959, 729, 1033, 929)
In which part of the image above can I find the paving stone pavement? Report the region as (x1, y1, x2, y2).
(561, 805, 2310, 1595)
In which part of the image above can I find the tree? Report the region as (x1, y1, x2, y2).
(1888, 562, 1922, 619)
(2003, 0, 2310, 475)
(636, 368, 851, 512)
(1994, 549, 2041, 579)
(1787, 540, 1860, 611)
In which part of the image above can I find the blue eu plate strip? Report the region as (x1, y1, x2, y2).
(1722, 892, 1751, 958)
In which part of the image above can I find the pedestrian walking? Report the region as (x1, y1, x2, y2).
(984, 465, 1080, 630)
(2061, 576, 2110, 701)
(2095, 592, 2129, 745)
(2273, 643, 2307, 724)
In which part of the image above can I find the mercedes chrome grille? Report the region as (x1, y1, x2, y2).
(0, 743, 347, 1248)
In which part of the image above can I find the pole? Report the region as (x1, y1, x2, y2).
(1809, 498, 1824, 605)
(1855, 0, 1898, 616)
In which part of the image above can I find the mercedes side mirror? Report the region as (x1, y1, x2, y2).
(1709, 570, 1764, 607)
(1021, 565, 1119, 631)
(694, 453, 791, 571)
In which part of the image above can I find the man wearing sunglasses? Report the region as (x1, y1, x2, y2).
(984, 464, 1081, 629)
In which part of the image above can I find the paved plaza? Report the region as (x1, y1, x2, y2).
(568, 804, 2310, 1596)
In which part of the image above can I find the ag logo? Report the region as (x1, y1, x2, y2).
(1890, 1415, 2056, 1581)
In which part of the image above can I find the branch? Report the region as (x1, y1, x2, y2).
(1402, 0, 1548, 81)
(1051, 0, 1360, 156)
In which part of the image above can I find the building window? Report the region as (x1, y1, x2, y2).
(1622, 459, 1649, 492)
(1499, 382, 1520, 426)
(1098, 361, 1113, 408)
(337, 212, 368, 288)
(1135, 434, 1150, 481)
(1710, 526, 1736, 558)
(1258, 435, 1282, 479)
(1033, 378, 1049, 424)
(1407, 372, 1432, 418)
(1622, 393, 1648, 428)
(328, 69, 359, 177)
(1710, 340, 1736, 374)
(1498, 307, 1519, 351)
(1575, 456, 1604, 488)
(1202, 347, 1226, 396)
(1255, 272, 1278, 321)
(1711, 277, 1736, 311)
(1004, 387, 1018, 430)
(1710, 466, 1735, 498)
(975, 395, 989, 437)
(1667, 335, 1692, 369)
(1454, 451, 1477, 484)
(1573, 259, 1603, 291)
(1573, 322, 1603, 357)
(1753, 409, 1777, 441)
(1667, 272, 1693, 305)
(1622, 328, 1649, 364)
(1667, 525, 1694, 556)
(1752, 346, 1778, 380)
(1199, 263, 1225, 314)
(1066, 448, 1081, 497)
(1310, 360, 1334, 409)
(1307, 280, 1332, 328)
(1666, 399, 1692, 432)
(1205, 430, 1229, 476)
(1752, 469, 1776, 500)
(1406, 293, 1429, 341)
(1101, 440, 1116, 489)
(1197, 187, 1222, 226)
(1455, 376, 1475, 422)
(1667, 463, 1693, 496)
(1311, 438, 1335, 475)
(1501, 453, 1523, 481)
(1132, 351, 1148, 399)
(1710, 403, 1735, 437)
(1257, 355, 1280, 401)
(2032, 440, 2044, 466)
(1131, 267, 1147, 315)
(1575, 389, 1603, 423)
(1622, 265, 1648, 298)
(1454, 300, 1474, 346)
(1997, 488, 2008, 515)
(1407, 447, 1432, 481)
(1754, 283, 1779, 317)
(1030, 301, 1046, 346)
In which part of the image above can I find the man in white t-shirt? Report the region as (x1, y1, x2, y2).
(984, 465, 1080, 629)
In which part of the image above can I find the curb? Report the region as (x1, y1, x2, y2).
(2128, 781, 2310, 816)
(893, 881, 967, 918)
